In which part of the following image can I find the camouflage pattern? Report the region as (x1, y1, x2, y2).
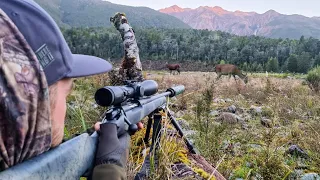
(110, 13, 144, 82)
(0, 9, 51, 170)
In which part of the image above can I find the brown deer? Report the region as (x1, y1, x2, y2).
(214, 64, 248, 84)
(165, 62, 181, 75)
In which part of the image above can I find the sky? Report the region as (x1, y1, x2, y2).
(105, 0, 320, 17)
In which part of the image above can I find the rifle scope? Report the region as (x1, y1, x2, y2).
(95, 80, 159, 107)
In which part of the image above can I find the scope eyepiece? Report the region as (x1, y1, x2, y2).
(95, 80, 158, 107)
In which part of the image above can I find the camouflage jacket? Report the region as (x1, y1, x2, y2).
(0, 8, 51, 171)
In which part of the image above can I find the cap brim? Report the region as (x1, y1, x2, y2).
(65, 54, 112, 78)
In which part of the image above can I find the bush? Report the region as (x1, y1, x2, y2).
(306, 66, 320, 92)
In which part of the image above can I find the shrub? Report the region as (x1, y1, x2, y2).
(306, 66, 320, 92)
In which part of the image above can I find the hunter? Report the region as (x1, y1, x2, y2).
(0, 0, 136, 179)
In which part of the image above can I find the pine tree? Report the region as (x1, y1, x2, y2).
(287, 54, 298, 72)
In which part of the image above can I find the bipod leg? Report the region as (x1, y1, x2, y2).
(143, 114, 153, 146)
(134, 108, 162, 180)
(150, 108, 162, 152)
(165, 109, 200, 154)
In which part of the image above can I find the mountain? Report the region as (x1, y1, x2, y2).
(34, 0, 190, 29)
(159, 5, 320, 39)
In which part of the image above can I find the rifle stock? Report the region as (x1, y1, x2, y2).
(0, 133, 98, 180)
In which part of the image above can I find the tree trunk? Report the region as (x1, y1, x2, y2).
(110, 13, 143, 83)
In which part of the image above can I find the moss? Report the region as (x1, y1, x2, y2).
(233, 166, 251, 179)
(192, 167, 216, 180)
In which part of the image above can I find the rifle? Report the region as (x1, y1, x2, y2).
(0, 80, 197, 180)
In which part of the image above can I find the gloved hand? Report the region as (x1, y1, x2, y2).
(94, 123, 130, 168)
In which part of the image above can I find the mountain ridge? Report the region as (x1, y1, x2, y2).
(159, 5, 320, 39)
(34, 0, 191, 29)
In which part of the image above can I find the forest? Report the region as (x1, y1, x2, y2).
(62, 27, 320, 73)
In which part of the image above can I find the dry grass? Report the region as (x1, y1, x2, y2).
(66, 71, 320, 179)
(144, 71, 320, 179)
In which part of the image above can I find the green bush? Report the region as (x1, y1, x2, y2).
(306, 66, 320, 92)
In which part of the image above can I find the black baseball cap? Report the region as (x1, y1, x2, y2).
(0, 0, 113, 85)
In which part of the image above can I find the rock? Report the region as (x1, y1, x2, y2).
(91, 102, 98, 109)
(300, 173, 320, 180)
(233, 142, 242, 156)
(175, 111, 184, 117)
(225, 98, 232, 102)
(250, 105, 262, 115)
(249, 144, 262, 151)
(241, 123, 249, 130)
(227, 105, 237, 113)
(242, 113, 252, 122)
(261, 118, 272, 128)
(245, 162, 253, 168)
(288, 145, 309, 158)
(183, 130, 197, 137)
(235, 107, 245, 114)
(213, 97, 225, 103)
(216, 112, 243, 124)
(177, 119, 190, 130)
(297, 161, 309, 169)
(209, 110, 219, 117)
(289, 170, 304, 179)
(221, 140, 231, 150)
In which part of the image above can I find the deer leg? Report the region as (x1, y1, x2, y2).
(216, 73, 222, 80)
(233, 74, 238, 84)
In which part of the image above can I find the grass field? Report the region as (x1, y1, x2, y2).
(66, 71, 320, 179)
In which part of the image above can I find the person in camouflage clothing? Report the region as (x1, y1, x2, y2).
(0, 8, 51, 170)
(0, 0, 132, 179)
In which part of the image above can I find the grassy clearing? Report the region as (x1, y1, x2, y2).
(65, 71, 320, 179)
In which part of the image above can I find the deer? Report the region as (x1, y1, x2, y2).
(165, 62, 181, 75)
(214, 64, 248, 84)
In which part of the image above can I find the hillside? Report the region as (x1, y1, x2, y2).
(159, 5, 320, 39)
(34, 0, 190, 29)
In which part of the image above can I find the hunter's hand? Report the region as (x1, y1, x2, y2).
(93, 122, 143, 168)
(94, 123, 130, 168)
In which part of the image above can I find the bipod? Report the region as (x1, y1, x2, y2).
(134, 106, 199, 180)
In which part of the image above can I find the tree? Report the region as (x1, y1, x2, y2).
(256, 63, 264, 72)
(242, 62, 249, 71)
(314, 54, 320, 67)
(61, 27, 320, 72)
(281, 60, 288, 72)
(251, 62, 258, 72)
(287, 54, 298, 72)
(266, 57, 279, 72)
(297, 52, 313, 73)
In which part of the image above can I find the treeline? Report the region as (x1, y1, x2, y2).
(62, 27, 320, 73)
